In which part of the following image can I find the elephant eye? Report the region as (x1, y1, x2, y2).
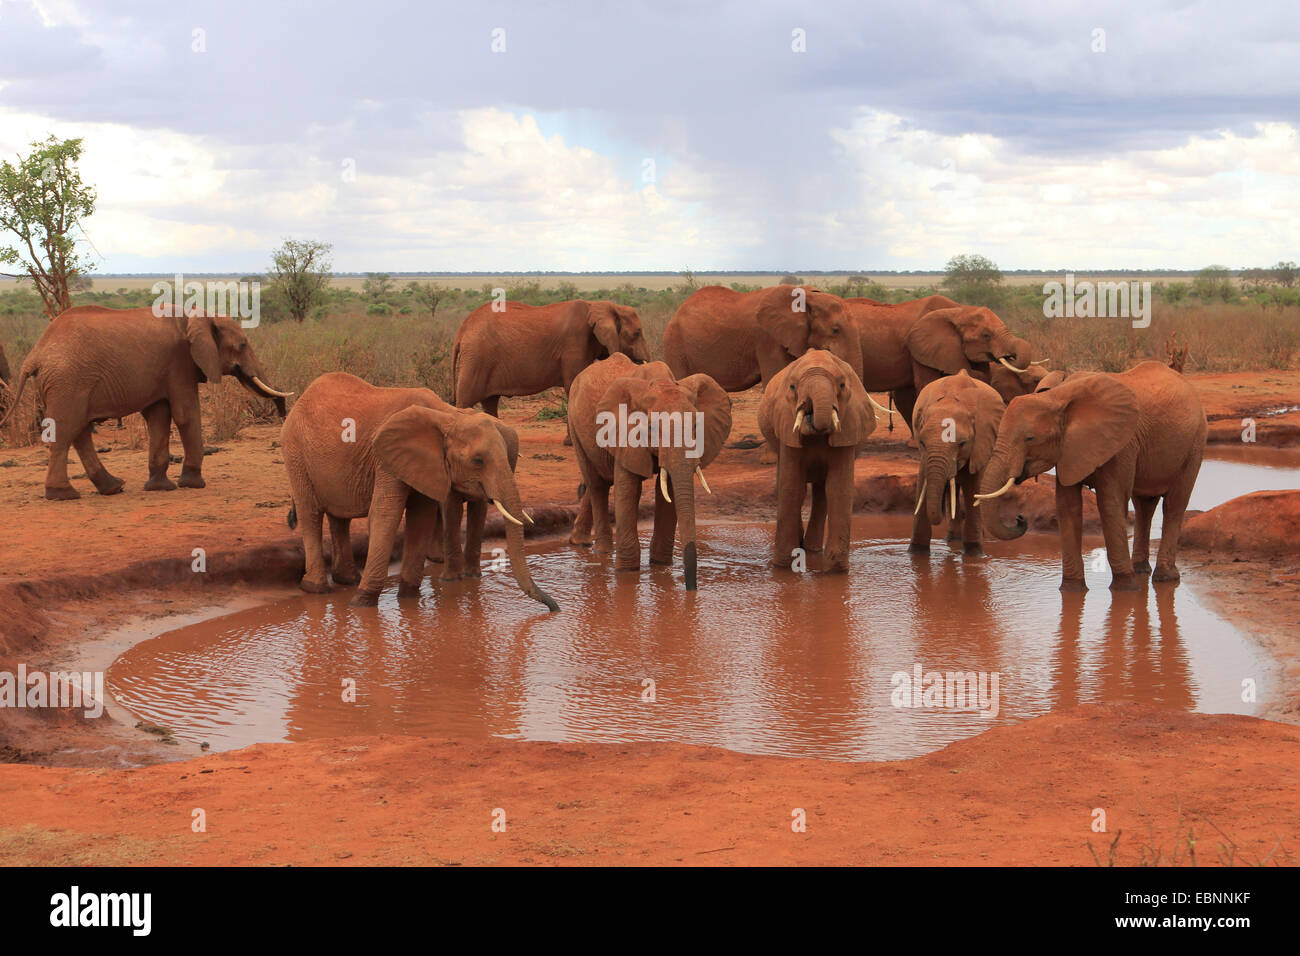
(473, 455, 485, 465)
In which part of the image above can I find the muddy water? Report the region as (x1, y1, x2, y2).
(109, 515, 1272, 761)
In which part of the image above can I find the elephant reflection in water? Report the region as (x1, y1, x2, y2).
(1053, 584, 1192, 711)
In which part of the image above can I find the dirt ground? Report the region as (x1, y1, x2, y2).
(2, 370, 1299, 865)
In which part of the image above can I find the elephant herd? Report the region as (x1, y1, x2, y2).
(0, 285, 1208, 611)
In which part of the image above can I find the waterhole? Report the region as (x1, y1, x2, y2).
(109, 511, 1274, 762)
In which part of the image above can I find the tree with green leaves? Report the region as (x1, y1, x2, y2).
(0, 136, 97, 319)
(269, 239, 333, 322)
(1272, 261, 1297, 288)
(409, 281, 443, 318)
(942, 253, 1002, 289)
(362, 272, 393, 299)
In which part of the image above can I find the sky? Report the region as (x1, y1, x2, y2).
(0, 0, 1297, 273)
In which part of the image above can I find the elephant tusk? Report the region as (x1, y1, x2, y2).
(831, 408, 841, 431)
(659, 468, 672, 503)
(492, 498, 524, 526)
(793, 409, 804, 433)
(696, 467, 712, 495)
(913, 482, 926, 516)
(1030, 359, 1050, 367)
(949, 477, 957, 520)
(973, 476, 1016, 505)
(998, 357, 1029, 375)
(252, 376, 294, 399)
(523, 509, 535, 525)
(867, 394, 893, 417)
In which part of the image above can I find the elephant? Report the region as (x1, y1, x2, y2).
(0, 305, 289, 500)
(846, 297, 1039, 428)
(907, 370, 1005, 556)
(663, 285, 864, 392)
(281, 372, 558, 611)
(758, 349, 876, 572)
(0, 343, 10, 386)
(452, 299, 650, 415)
(987, 343, 1050, 403)
(975, 360, 1207, 591)
(567, 354, 731, 590)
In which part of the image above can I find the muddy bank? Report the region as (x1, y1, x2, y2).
(0, 703, 1294, 866)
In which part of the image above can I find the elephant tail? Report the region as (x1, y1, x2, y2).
(0, 361, 32, 428)
(286, 503, 298, 530)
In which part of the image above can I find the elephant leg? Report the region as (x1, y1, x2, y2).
(42, 410, 82, 500)
(649, 474, 676, 565)
(772, 452, 805, 569)
(823, 450, 855, 572)
(72, 427, 124, 495)
(570, 488, 594, 546)
(463, 497, 487, 577)
(1131, 495, 1158, 575)
(398, 495, 439, 597)
(613, 467, 643, 572)
(590, 477, 614, 555)
(481, 395, 500, 417)
(299, 507, 331, 594)
(426, 506, 444, 564)
(1153, 466, 1198, 583)
(352, 475, 410, 606)
(1056, 479, 1086, 591)
(891, 387, 918, 433)
(1096, 480, 1137, 591)
(804, 482, 827, 553)
(174, 407, 206, 489)
(440, 493, 466, 581)
(141, 401, 177, 491)
(960, 469, 983, 555)
(329, 516, 359, 585)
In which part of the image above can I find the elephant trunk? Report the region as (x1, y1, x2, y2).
(489, 479, 559, 612)
(802, 375, 838, 434)
(923, 449, 954, 527)
(978, 444, 1028, 541)
(670, 460, 698, 590)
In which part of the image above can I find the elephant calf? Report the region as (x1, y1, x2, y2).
(1, 305, 290, 499)
(758, 349, 876, 572)
(976, 360, 1206, 590)
(567, 354, 731, 590)
(281, 372, 557, 611)
(907, 371, 1005, 556)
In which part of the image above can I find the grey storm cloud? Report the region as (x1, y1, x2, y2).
(0, 0, 1297, 269)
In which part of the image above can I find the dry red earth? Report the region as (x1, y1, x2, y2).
(2, 370, 1299, 865)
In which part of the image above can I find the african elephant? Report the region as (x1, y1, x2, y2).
(0, 305, 289, 500)
(663, 285, 864, 392)
(846, 297, 1039, 428)
(281, 372, 557, 611)
(0, 343, 10, 386)
(758, 349, 876, 572)
(987, 340, 1050, 403)
(976, 360, 1206, 591)
(452, 299, 650, 415)
(568, 354, 731, 590)
(907, 371, 1005, 555)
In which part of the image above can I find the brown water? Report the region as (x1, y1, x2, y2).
(108, 513, 1274, 762)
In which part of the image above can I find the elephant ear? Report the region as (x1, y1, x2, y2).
(587, 302, 622, 355)
(678, 373, 733, 468)
(830, 360, 876, 448)
(905, 308, 967, 375)
(755, 286, 809, 359)
(970, 380, 1006, 474)
(1055, 375, 1140, 486)
(488, 417, 520, 471)
(185, 313, 223, 383)
(597, 376, 655, 477)
(759, 362, 803, 449)
(373, 405, 456, 502)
